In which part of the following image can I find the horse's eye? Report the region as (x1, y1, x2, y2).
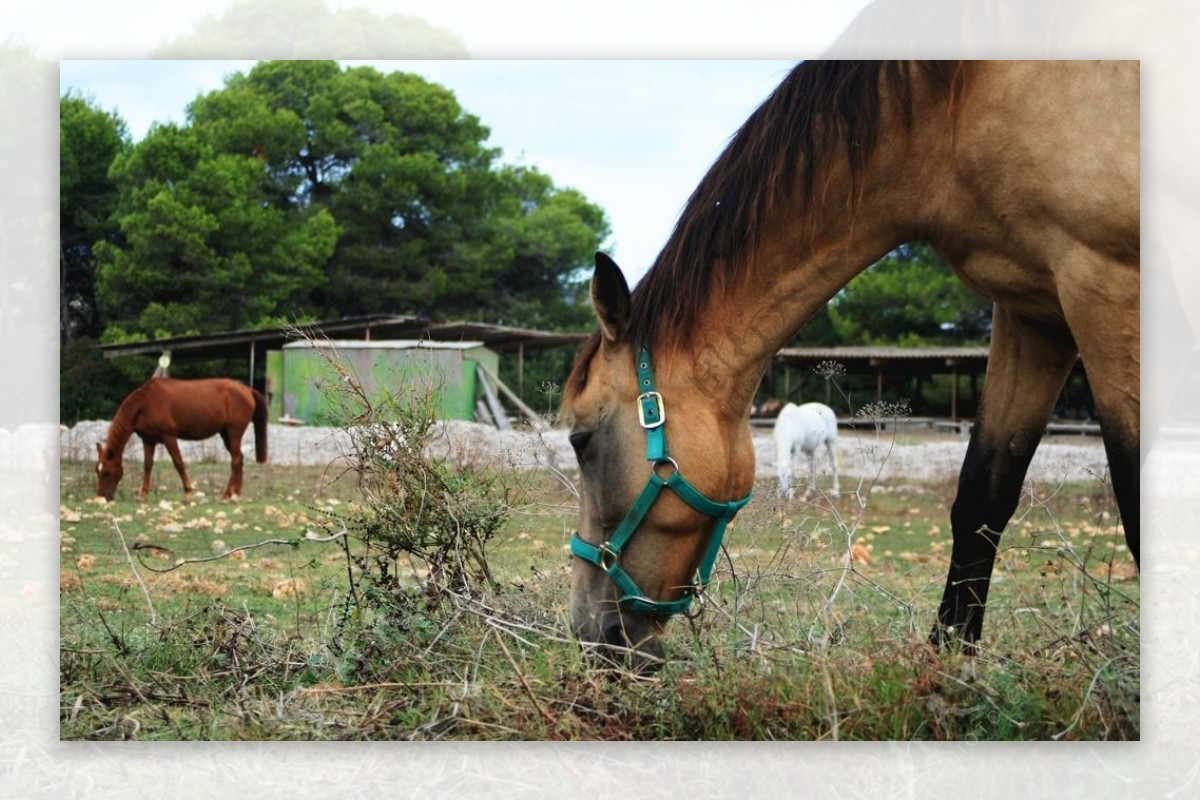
(569, 430, 592, 455)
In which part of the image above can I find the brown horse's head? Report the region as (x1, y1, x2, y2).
(95, 442, 123, 501)
(564, 253, 756, 670)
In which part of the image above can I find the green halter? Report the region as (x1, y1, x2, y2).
(570, 342, 753, 617)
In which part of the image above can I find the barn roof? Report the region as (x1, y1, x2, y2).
(282, 339, 488, 351)
(776, 345, 990, 370)
(96, 318, 1022, 387)
(94, 315, 589, 363)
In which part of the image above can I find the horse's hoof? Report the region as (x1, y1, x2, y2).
(929, 624, 982, 656)
(929, 624, 955, 649)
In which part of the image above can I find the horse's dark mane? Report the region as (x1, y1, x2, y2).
(629, 60, 964, 350)
(103, 379, 154, 453)
(565, 61, 965, 405)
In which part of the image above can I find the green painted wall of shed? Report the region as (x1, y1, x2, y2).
(265, 343, 498, 425)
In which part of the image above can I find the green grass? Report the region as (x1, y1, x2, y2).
(58, 455, 1139, 741)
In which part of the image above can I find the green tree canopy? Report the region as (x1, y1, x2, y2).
(827, 242, 992, 346)
(60, 92, 129, 342)
(96, 114, 340, 339)
(93, 60, 610, 341)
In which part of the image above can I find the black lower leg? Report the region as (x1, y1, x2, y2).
(932, 436, 1039, 648)
(1103, 430, 1140, 567)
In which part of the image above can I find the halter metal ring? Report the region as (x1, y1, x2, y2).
(653, 456, 679, 480)
(599, 542, 620, 571)
(682, 589, 707, 620)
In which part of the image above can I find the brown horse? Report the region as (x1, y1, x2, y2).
(96, 377, 268, 502)
(563, 61, 1138, 665)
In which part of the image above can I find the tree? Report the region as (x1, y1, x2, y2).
(95, 60, 609, 341)
(96, 114, 339, 339)
(480, 169, 607, 330)
(60, 92, 129, 343)
(827, 242, 991, 346)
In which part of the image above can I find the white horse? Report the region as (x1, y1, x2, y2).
(774, 402, 840, 499)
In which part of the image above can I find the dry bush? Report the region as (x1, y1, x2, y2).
(291, 332, 524, 636)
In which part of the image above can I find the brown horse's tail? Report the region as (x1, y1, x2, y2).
(252, 388, 268, 463)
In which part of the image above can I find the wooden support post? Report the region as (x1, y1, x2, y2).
(518, 342, 525, 397)
(950, 364, 959, 420)
(475, 366, 511, 430)
(478, 364, 545, 429)
(475, 399, 492, 425)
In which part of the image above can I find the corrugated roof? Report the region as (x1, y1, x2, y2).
(283, 339, 487, 351)
(95, 315, 589, 362)
(777, 345, 989, 364)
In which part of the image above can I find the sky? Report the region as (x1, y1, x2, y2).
(47, 0, 876, 287)
(60, 58, 800, 286)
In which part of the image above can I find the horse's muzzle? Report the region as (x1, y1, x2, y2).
(577, 609, 666, 673)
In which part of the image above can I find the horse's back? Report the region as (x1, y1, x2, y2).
(796, 402, 838, 442)
(775, 402, 837, 453)
(930, 62, 1138, 314)
(952, 62, 1137, 217)
(134, 377, 257, 439)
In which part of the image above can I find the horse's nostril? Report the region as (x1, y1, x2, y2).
(600, 618, 630, 648)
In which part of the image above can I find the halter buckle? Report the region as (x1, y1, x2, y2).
(637, 391, 666, 429)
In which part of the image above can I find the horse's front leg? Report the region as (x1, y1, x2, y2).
(161, 436, 196, 499)
(777, 447, 796, 500)
(933, 306, 1078, 649)
(138, 435, 158, 499)
(827, 439, 840, 496)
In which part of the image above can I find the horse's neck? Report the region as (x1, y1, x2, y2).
(669, 82, 950, 417)
(109, 420, 135, 451)
(106, 401, 140, 451)
(685, 224, 900, 418)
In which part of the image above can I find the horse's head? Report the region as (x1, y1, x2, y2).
(564, 253, 756, 670)
(95, 442, 123, 501)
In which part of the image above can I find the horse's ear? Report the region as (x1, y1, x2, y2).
(591, 252, 631, 344)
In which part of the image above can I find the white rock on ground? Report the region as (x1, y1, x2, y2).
(61, 419, 1110, 486)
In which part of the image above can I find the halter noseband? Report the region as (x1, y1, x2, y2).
(569, 342, 753, 617)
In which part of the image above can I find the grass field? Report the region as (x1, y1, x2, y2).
(58, 436, 1139, 741)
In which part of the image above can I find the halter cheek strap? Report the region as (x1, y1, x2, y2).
(570, 342, 753, 617)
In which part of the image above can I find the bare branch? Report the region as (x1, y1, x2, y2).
(132, 525, 349, 573)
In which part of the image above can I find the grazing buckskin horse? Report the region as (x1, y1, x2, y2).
(563, 61, 1138, 667)
(96, 377, 268, 502)
(774, 402, 840, 500)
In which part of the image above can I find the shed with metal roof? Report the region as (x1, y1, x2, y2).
(267, 339, 502, 427)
